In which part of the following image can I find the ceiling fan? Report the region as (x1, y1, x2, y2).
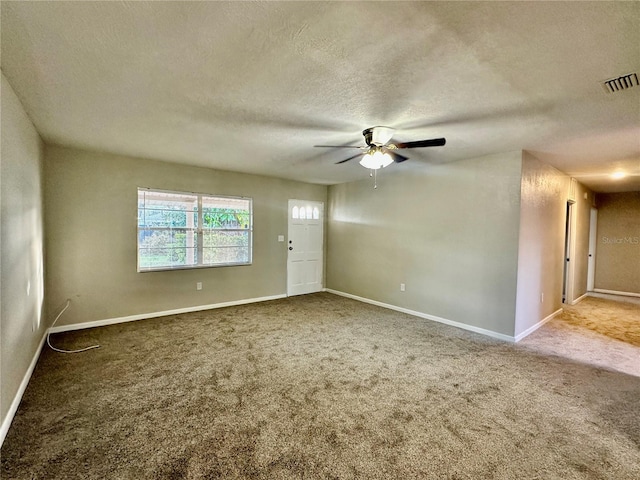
(314, 126, 446, 170)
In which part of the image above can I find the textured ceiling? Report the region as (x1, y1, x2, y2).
(1, 1, 639, 191)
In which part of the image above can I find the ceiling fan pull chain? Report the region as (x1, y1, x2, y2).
(374, 168, 378, 189)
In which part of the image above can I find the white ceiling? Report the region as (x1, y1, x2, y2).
(2, 1, 639, 191)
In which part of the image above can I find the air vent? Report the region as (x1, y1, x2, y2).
(601, 72, 639, 93)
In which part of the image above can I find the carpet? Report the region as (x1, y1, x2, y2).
(2, 293, 639, 479)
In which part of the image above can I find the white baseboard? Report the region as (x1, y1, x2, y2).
(514, 308, 563, 342)
(324, 289, 516, 342)
(2, 294, 287, 448)
(50, 294, 287, 334)
(593, 288, 640, 298)
(0, 330, 48, 448)
(571, 292, 589, 305)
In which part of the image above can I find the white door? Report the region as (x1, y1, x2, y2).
(587, 208, 598, 291)
(287, 200, 323, 296)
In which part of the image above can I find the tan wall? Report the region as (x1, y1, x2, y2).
(327, 151, 523, 337)
(1, 74, 46, 428)
(594, 192, 640, 294)
(514, 152, 568, 336)
(44, 146, 327, 327)
(571, 182, 594, 301)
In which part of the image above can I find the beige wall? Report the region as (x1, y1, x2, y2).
(513, 154, 594, 336)
(594, 192, 640, 294)
(1, 74, 46, 429)
(571, 181, 594, 301)
(44, 146, 326, 327)
(327, 151, 523, 337)
(514, 152, 568, 336)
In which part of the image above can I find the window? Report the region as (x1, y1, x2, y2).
(291, 203, 320, 221)
(137, 188, 252, 271)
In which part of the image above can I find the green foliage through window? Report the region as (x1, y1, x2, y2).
(137, 189, 252, 271)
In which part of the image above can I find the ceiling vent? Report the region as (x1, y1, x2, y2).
(601, 72, 639, 93)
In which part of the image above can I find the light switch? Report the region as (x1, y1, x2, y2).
(278, 235, 285, 242)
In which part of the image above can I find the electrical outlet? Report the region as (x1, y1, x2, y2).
(196, 282, 203, 291)
(400, 283, 406, 292)
(540, 292, 544, 303)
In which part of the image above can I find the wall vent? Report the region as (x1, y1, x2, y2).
(601, 72, 639, 93)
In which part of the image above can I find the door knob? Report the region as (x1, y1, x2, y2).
(289, 247, 293, 251)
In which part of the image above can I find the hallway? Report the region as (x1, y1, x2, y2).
(521, 295, 640, 377)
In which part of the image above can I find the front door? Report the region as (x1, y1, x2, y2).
(287, 200, 323, 296)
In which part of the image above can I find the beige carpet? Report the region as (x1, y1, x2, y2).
(2, 293, 639, 479)
(520, 296, 640, 377)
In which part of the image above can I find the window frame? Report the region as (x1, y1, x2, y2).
(137, 187, 253, 272)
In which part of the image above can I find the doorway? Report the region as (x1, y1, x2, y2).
(587, 207, 598, 291)
(562, 201, 576, 304)
(287, 200, 324, 296)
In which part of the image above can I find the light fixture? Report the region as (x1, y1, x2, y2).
(611, 171, 626, 180)
(367, 126, 395, 146)
(359, 147, 393, 170)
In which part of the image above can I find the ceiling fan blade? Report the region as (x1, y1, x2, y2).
(386, 151, 409, 163)
(393, 137, 446, 149)
(314, 145, 366, 149)
(335, 153, 364, 164)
